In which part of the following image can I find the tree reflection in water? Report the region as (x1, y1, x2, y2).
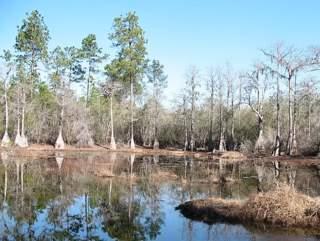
(0, 152, 319, 240)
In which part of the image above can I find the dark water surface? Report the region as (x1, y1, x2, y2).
(0, 151, 320, 241)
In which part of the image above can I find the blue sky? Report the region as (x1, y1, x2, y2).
(1, 0, 320, 101)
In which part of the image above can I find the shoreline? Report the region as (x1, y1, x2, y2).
(0, 144, 245, 158)
(0, 144, 320, 165)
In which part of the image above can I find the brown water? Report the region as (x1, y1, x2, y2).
(0, 151, 319, 241)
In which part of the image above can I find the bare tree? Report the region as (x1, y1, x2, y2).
(14, 59, 29, 148)
(300, 79, 317, 139)
(183, 94, 188, 151)
(262, 45, 307, 155)
(0, 50, 14, 147)
(217, 69, 226, 152)
(230, 79, 235, 148)
(206, 67, 217, 151)
(238, 74, 242, 128)
(225, 65, 235, 149)
(185, 66, 200, 152)
(273, 58, 281, 157)
(244, 64, 268, 153)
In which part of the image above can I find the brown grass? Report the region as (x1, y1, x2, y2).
(176, 198, 242, 224)
(176, 184, 320, 228)
(1, 144, 249, 160)
(242, 184, 320, 227)
(219, 151, 246, 159)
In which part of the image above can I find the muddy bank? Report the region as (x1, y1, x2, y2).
(0, 144, 247, 159)
(2, 144, 320, 166)
(176, 185, 320, 228)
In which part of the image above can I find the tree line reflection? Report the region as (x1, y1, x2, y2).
(0, 152, 319, 240)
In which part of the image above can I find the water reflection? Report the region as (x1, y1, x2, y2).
(0, 152, 319, 240)
(55, 152, 64, 194)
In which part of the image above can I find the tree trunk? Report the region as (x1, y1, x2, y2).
(219, 101, 226, 152)
(30, 49, 35, 98)
(183, 96, 188, 151)
(153, 137, 159, 149)
(208, 87, 214, 151)
(1, 85, 10, 147)
(55, 93, 65, 149)
(255, 116, 265, 153)
(308, 98, 311, 139)
(190, 94, 195, 152)
(286, 76, 293, 155)
(130, 78, 135, 149)
(184, 117, 188, 151)
(208, 120, 213, 151)
(86, 62, 91, 106)
(153, 96, 159, 149)
(273, 76, 281, 156)
(148, 125, 152, 147)
(55, 128, 65, 149)
(15, 103, 22, 146)
(110, 94, 116, 150)
(292, 120, 298, 155)
(291, 75, 298, 155)
(238, 77, 242, 127)
(219, 127, 226, 152)
(20, 92, 28, 147)
(231, 89, 235, 149)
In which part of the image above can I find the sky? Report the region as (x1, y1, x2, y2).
(1, 0, 320, 103)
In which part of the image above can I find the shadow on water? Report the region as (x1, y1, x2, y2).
(0, 151, 319, 240)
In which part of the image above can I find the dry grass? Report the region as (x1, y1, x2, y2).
(1, 144, 250, 160)
(242, 184, 320, 227)
(176, 198, 242, 224)
(219, 151, 246, 159)
(177, 184, 320, 228)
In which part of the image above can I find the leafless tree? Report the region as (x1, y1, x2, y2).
(262, 44, 307, 155)
(206, 67, 217, 151)
(217, 69, 226, 152)
(225, 64, 236, 149)
(0, 51, 14, 147)
(183, 94, 188, 151)
(244, 63, 268, 153)
(300, 79, 318, 139)
(185, 66, 200, 152)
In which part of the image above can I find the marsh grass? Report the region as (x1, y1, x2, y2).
(177, 184, 320, 228)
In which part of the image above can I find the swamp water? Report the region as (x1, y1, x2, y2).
(0, 152, 320, 241)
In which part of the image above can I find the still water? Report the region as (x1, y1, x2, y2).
(0, 151, 320, 241)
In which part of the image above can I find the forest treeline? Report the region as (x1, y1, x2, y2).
(1, 10, 320, 156)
